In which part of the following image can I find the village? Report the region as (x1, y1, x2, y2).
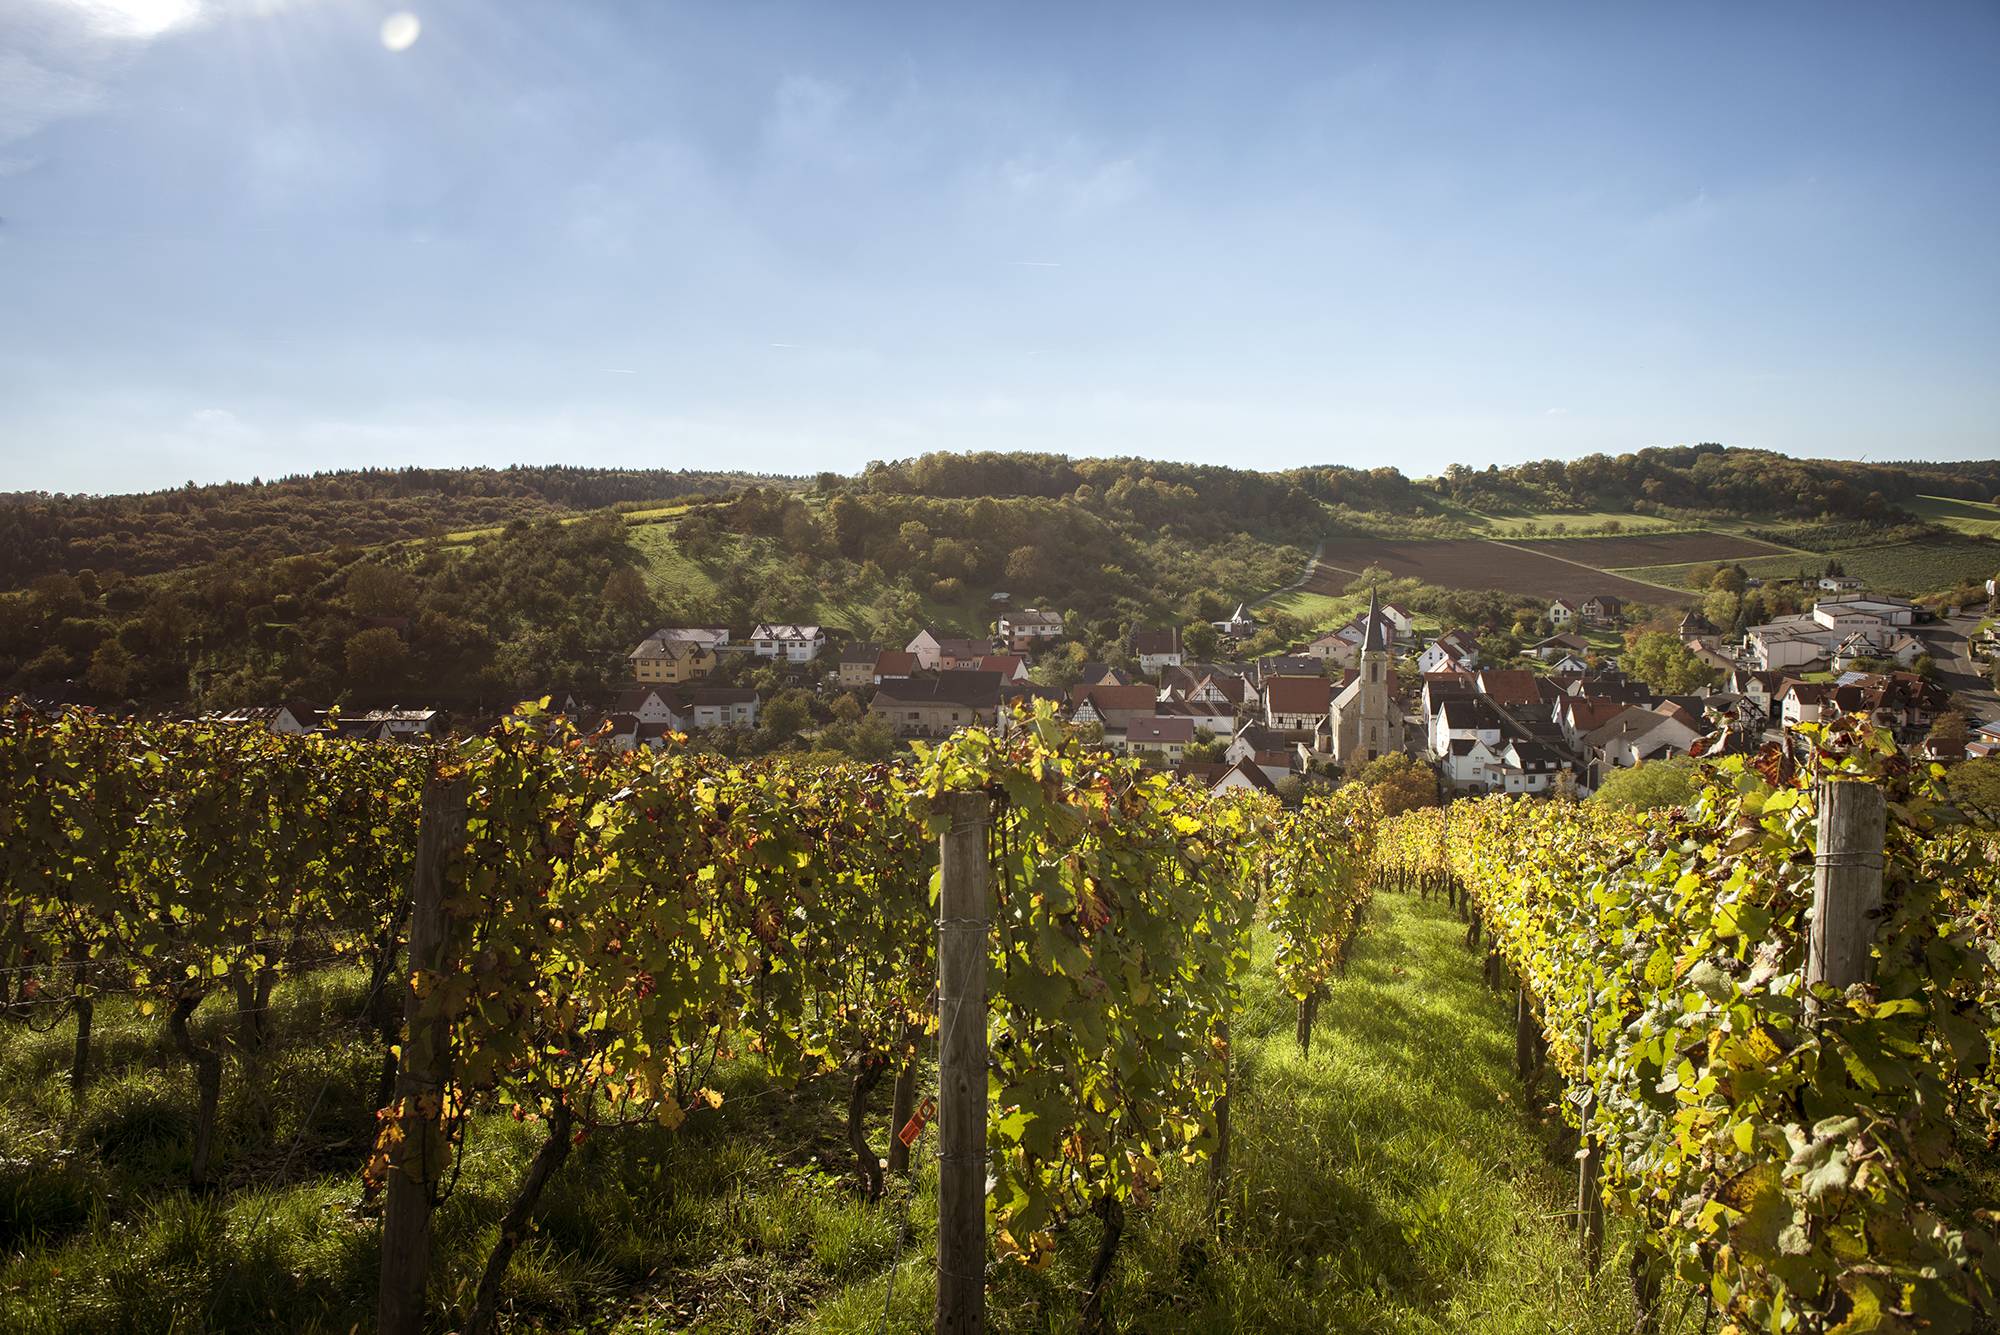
(190, 564, 1993, 802)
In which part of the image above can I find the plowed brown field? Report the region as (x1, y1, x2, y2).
(1308, 537, 1692, 605)
(1512, 530, 1791, 567)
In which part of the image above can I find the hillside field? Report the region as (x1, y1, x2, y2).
(1307, 537, 1696, 606)
(1908, 494, 2000, 537)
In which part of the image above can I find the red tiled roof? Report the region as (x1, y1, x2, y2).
(1264, 675, 1332, 715)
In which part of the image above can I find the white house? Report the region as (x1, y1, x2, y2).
(1418, 630, 1481, 674)
(1132, 627, 1184, 674)
(1548, 598, 1579, 627)
(613, 688, 679, 726)
(1584, 704, 1701, 773)
(750, 623, 826, 662)
(666, 686, 761, 730)
(997, 608, 1065, 651)
(1442, 736, 1504, 789)
(1429, 696, 1504, 758)
(1779, 680, 1830, 727)
(209, 704, 317, 734)
(1263, 675, 1333, 732)
(1818, 575, 1865, 592)
(1490, 739, 1566, 794)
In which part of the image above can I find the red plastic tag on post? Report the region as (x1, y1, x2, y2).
(898, 1095, 937, 1147)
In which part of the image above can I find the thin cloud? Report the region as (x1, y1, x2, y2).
(603, 368, 638, 374)
(3, 0, 208, 147)
(1011, 260, 1063, 268)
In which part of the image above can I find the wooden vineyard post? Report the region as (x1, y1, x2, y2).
(1577, 1018, 1604, 1272)
(1514, 984, 1536, 1082)
(1209, 1018, 1230, 1227)
(377, 774, 467, 1335)
(1805, 779, 1887, 1022)
(936, 792, 992, 1335)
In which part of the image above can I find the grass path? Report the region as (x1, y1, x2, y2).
(735, 889, 1655, 1334)
(0, 891, 1676, 1333)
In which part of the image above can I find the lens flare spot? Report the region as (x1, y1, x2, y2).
(380, 12, 421, 52)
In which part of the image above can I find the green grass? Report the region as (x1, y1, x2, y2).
(1257, 588, 1366, 631)
(1830, 539, 2000, 594)
(1608, 554, 1819, 589)
(1452, 507, 1687, 538)
(0, 894, 1696, 1333)
(627, 522, 721, 605)
(1613, 533, 2000, 596)
(1907, 495, 2000, 537)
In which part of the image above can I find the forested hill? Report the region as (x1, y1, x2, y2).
(3, 445, 1989, 592)
(2, 445, 1994, 715)
(0, 465, 791, 586)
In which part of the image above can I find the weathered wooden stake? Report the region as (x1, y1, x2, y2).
(1806, 778, 1887, 1021)
(1208, 1019, 1230, 1226)
(377, 774, 467, 1335)
(1577, 1020, 1604, 1273)
(936, 792, 991, 1335)
(1514, 984, 1536, 1082)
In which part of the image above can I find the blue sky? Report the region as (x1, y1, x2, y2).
(3, 1, 1997, 494)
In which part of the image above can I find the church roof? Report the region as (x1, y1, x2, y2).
(1359, 588, 1390, 654)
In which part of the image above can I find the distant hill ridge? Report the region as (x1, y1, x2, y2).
(2, 445, 1996, 591)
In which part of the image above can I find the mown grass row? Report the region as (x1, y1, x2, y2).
(0, 892, 1688, 1333)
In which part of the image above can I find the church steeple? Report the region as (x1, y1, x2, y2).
(1360, 587, 1387, 654)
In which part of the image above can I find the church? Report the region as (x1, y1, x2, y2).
(1330, 590, 1403, 771)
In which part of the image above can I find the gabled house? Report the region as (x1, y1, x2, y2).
(936, 639, 992, 672)
(1132, 627, 1184, 674)
(1580, 595, 1624, 625)
(1418, 630, 1481, 674)
(1474, 669, 1542, 710)
(1263, 675, 1333, 733)
(750, 624, 826, 663)
(869, 672, 1003, 737)
(872, 650, 919, 682)
(1439, 736, 1503, 790)
(1126, 715, 1196, 765)
(1555, 696, 1632, 751)
(1584, 704, 1701, 776)
(997, 608, 1065, 652)
(628, 627, 729, 683)
(1070, 683, 1160, 736)
(835, 643, 884, 690)
(1491, 739, 1566, 794)
(906, 628, 946, 670)
(977, 653, 1031, 684)
(663, 686, 760, 730)
(208, 703, 320, 735)
(1430, 696, 1505, 758)
(1181, 756, 1280, 796)
(1530, 632, 1589, 663)
(1547, 598, 1580, 628)
(614, 687, 679, 726)
(335, 707, 443, 742)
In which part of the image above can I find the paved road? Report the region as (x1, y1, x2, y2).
(1925, 614, 1997, 721)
